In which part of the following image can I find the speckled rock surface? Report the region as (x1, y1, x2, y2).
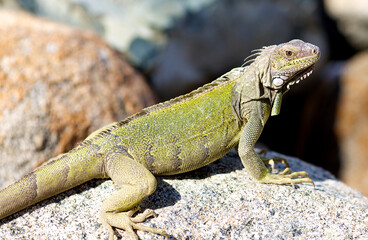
(0, 10, 157, 190)
(1, 150, 367, 239)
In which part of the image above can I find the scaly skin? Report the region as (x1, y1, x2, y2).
(0, 39, 320, 239)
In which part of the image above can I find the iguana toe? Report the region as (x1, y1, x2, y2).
(259, 170, 314, 187)
(101, 208, 167, 240)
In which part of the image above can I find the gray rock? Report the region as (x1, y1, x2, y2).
(1, 150, 367, 239)
(3, 0, 216, 60)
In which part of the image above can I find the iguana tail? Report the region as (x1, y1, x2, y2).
(0, 148, 104, 219)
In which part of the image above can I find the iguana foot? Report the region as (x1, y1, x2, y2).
(101, 206, 168, 240)
(259, 156, 314, 187)
(259, 170, 314, 187)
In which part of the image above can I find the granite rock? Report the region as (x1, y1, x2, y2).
(0, 150, 367, 239)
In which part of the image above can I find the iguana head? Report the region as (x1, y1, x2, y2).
(269, 39, 320, 91)
(252, 39, 320, 116)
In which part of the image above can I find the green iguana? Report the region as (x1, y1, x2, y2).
(0, 39, 320, 240)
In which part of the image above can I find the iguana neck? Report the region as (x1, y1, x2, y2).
(250, 45, 288, 117)
(233, 64, 277, 120)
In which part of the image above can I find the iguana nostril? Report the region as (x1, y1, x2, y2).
(312, 47, 319, 55)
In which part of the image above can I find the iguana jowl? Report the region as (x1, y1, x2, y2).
(0, 39, 320, 239)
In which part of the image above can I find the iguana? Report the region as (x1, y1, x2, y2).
(0, 39, 320, 239)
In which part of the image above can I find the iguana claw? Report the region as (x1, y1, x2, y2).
(260, 157, 315, 187)
(260, 168, 315, 187)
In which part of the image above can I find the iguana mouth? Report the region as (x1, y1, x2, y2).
(286, 66, 314, 90)
(272, 65, 315, 91)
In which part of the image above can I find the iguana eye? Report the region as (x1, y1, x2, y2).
(285, 50, 293, 57)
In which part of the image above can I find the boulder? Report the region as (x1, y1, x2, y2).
(0, 150, 367, 239)
(0, 10, 157, 189)
(336, 51, 368, 196)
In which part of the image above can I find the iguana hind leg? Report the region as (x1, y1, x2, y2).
(100, 153, 167, 240)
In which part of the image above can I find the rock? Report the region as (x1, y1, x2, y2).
(0, 0, 23, 10)
(324, 0, 368, 49)
(2, 0, 327, 99)
(0, 10, 157, 189)
(336, 51, 368, 196)
(0, 150, 367, 239)
(1, 0, 216, 62)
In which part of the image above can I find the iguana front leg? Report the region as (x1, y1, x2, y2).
(238, 114, 314, 186)
(100, 152, 167, 240)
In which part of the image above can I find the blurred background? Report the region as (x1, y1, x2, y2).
(0, 0, 367, 195)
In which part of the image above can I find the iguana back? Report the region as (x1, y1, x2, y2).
(91, 68, 245, 175)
